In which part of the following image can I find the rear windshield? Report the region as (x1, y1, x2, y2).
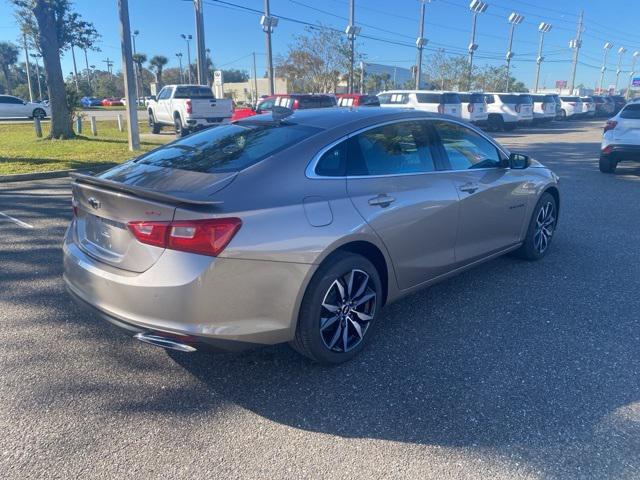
(620, 104, 640, 119)
(174, 86, 215, 99)
(498, 94, 528, 104)
(458, 93, 485, 103)
(592, 96, 604, 103)
(561, 96, 580, 102)
(359, 95, 380, 106)
(517, 95, 533, 104)
(297, 96, 337, 109)
(378, 93, 409, 104)
(442, 93, 461, 104)
(136, 123, 320, 173)
(416, 93, 441, 104)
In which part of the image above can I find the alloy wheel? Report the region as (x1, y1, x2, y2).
(319, 269, 377, 353)
(534, 201, 556, 254)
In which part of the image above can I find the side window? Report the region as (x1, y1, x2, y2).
(433, 121, 502, 170)
(484, 94, 495, 105)
(257, 98, 275, 111)
(315, 141, 346, 177)
(0, 96, 8, 104)
(158, 88, 172, 100)
(348, 121, 436, 176)
(7, 96, 24, 104)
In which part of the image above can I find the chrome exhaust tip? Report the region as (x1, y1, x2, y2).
(134, 332, 197, 353)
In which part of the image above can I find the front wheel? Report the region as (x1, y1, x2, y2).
(148, 112, 160, 134)
(487, 114, 504, 132)
(290, 252, 382, 364)
(32, 108, 46, 119)
(514, 192, 558, 261)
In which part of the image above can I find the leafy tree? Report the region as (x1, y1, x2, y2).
(221, 69, 249, 83)
(149, 55, 168, 86)
(363, 73, 394, 93)
(132, 52, 147, 95)
(0, 42, 19, 94)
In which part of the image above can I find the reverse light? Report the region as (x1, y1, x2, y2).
(127, 218, 242, 256)
(468, 103, 474, 113)
(603, 120, 618, 133)
(437, 104, 444, 114)
(186, 99, 192, 114)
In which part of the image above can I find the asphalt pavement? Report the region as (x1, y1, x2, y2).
(1, 119, 639, 479)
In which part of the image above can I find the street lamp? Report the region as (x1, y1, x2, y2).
(597, 42, 613, 95)
(181, 34, 193, 83)
(614, 46, 627, 93)
(132, 30, 140, 104)
(627, 51, 640, 99)
(414, 0, 432, 90)
(505, 12, 524, 92)
(29, 53, 43, 101)
(176, 53, 184, 84)
(345, 0, 361, 94)
(261, 1, 279, 96)
(533, 22, 552, 93)
(468, 0, 488, 90)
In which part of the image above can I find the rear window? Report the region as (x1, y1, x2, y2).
(442, 93, 461, 104)
(531, 95, 544, 102)
(517, 95, 533, 104)
(561, 96, 580, 102)
(543, 95, 555, 102)
(416, 93, 441, 104)
(620, 104, 640, 119)
(592, 96, 604, 103)
(136, 123, 320, 173)
(498, 94, 520, 104)
(297, 96, 337, 109)
(359, 95, 380, 106)
(173, 86, 215, 99)
(378, 93, 409, 104)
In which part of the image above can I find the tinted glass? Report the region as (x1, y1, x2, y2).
(469, 93, 484, 103)
(257, 98, 275, 111)
(543, 95, 555, 103)
(348, 121, 436, 176)
(561, 96, 580, 102)
(174, 86, 214, 99)
(498, 94, 520, 104)
(433, 121, 501, 170)
(298, 96, 337, 108)
(378, 93, 409, 104)
(315, 142, 346, 176)
(137, 123, 320, 173)
(517, 95, 533, 104)
(1, 96, 24, 104)
(157, 88, 172, 100)
(531, 95, 544, 102)
(442, 93, 461, 104)
(620, 104, 640, 119)
(359, 95, 380, 106)
(484, 94, 495, 104)
(592, 96, 604, 103)
(416, 93, 441, 104)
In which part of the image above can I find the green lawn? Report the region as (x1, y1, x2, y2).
(0, 121, 171, 175)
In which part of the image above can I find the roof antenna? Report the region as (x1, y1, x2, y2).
(271, 106, 294, 123)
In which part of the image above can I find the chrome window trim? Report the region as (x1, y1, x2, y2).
(305, 117, 510, 180)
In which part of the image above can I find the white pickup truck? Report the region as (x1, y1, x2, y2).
(147, 85, 233, 136)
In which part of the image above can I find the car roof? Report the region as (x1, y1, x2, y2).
(380, 90, 459, 94)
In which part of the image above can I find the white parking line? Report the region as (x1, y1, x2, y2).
(0, 211, 34, 229)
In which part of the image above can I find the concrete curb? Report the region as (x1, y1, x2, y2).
(0, 164, 116, 183)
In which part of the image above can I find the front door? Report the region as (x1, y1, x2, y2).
(346, 120, 459, 290)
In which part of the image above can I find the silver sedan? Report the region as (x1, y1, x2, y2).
(63, 108, 560, 364)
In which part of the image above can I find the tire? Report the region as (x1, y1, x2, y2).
(560, 109, 567, 121)
(599, 155, 617, 173)
(514, 192, 558, 261)
(504, 122, 517, 131)
(487, 114, 504, 132)
(174, 115, 187, 137)
(290, 251, 382, 364)
(32, 108, 46, 119)
(148, 111, 160, 134)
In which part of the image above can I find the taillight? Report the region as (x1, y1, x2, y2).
(437, 104, 444, 114)
(468, 103, 474, 113)
(602, 144, 614, 154)
(292, 99, 300, 109)
(186, 99, 192, 114)
(603, 120, 618, 133)
(127, 218, 242, 256)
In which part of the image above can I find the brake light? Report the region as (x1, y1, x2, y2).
(292, 99, 300, 109)
(468, 103, 474, 113)
(437, 104, 444, 114)
(603, 120, 618, 133)
(127, 218, 242, 256)
(602, 144, 614, 154)
(186, 99, 192, 114)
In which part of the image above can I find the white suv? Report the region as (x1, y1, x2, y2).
(378, 90, 462, 118)
(531, 94, 556, 123)
(558, 96, 583, 120)
(580, 96, 596, 117)
(484, 93, 533, 131)
(458, 92, 488, 124)
(600, 102, 640, 173)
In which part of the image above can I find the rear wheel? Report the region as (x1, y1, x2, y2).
(290, 252, 382, 364)
(514, 192, 557, 261)
(487, 114, 504, 132)
(174, 115, 187, 137)
(560, 109, 567, 120)
(599, 155, 617, 173)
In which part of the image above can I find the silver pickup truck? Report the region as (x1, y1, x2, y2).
(147, 85, 233, 136)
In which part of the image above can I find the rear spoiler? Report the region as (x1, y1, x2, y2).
(70, 172, 223, 206)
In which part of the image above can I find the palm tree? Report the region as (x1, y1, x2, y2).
(132, 52, 147, 97)
(0, 41, 19, 94)
(149, 55, 168, 86)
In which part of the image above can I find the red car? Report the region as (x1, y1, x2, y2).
(231, 94, 337, 122)
(336, 94, 381, 107)
(101, 97, 124, 107)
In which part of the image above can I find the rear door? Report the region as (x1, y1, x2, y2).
(431, 120, 530, 264)
(345, 120, 459, 289)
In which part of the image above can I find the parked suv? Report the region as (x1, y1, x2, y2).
(531, 94, 557, 123)
(592, 95, 615, 117)
(580, 96, 596, 117)
(600, 102, 640, 173)
(609, 95, 627, 114)
(558, 96, 583, 120)
(231, 94, 337, 122)
(336, 94, 380, 107)
(484, 93, 533, 131)
(378, 90, 462, 118)
(458, 92, 488, 125)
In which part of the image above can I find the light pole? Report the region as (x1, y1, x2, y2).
(345, 0, 361, 93)
(22, 34, 33, 103)
(468, 0, 488, 90)
(627, 51, 640, 100)
(504, 12, 524, 92)
(181, 34, 193, 83)
(206, 48, 212, 84)
(533, 22, 552, 93)
(414, 0, 430, 90)
(176, 53, 184, 83)
(567, 11, 584, 94)
(597, 42, 613, 95)
(132, 29, 140, 105)
(261, 0, 278, 96)
(614, 46, 626, 93)
(30, 54, 43, 101)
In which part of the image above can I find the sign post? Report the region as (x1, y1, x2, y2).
(213, 70, 224, 99)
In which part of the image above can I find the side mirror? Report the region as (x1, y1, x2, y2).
(149, 95, 156, 101)
(509, 152, 530, 169)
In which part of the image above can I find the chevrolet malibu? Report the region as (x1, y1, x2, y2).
(64, 108, 560, 364)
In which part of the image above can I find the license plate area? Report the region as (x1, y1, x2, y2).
(84, 213, 126, 252)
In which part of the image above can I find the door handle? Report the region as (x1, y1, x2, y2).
(368, 194, 396, 207)
(458, 183, 479, 194)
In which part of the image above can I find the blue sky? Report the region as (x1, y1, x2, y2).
(1, 0, 639, 89)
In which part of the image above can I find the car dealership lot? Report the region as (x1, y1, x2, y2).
(1, 119, 639, 479)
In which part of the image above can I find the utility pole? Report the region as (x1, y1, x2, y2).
(176, 53, 184, 83)
(22, 34, 34, 103)
(70, 45, 80, 92)
(345, 0, 358, 94)
(468, 0, 488, 91)
(194, 0, 207, 85)
(414, 0, 429, 90)
(103, 57, 114, 75)
(568, 10, 583, 94)
(30, 53, 43, 101)
(131, 30, 140, 106)
(181, 34, 193, 83)
(627, 51, 640, 99)
(261, 0, 278, 96)
(360, 61, 365, 93)
(598, 42, 613, 94)
(252, 51, 259, 104)
(505, 12, 524, 92)
(117, 0, 140, 151)
(614, 47, 627, 93)
(83, 48, 93, 94)
(534, 22, 552, 93)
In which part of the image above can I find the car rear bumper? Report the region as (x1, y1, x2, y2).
(63, 226, 315, 347)
(185, 117, 231, 128)
(600, 145, 640, 161)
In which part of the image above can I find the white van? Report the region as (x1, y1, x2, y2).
(484, 93, 533, 131)
(458, 92, 488, 124)
(378, 90, 462, 118)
